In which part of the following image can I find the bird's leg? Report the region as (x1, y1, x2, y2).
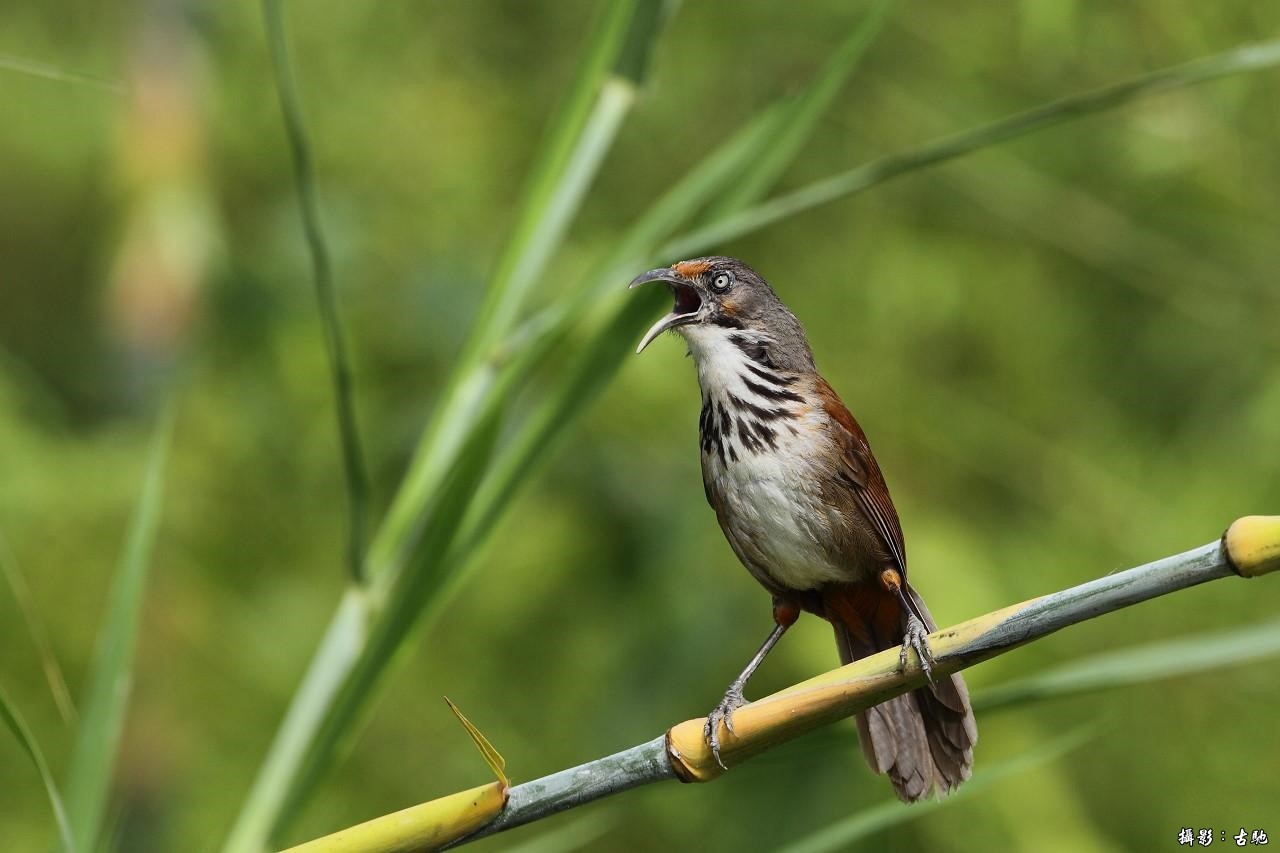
(880, 569, 937, 685)
(704, 598, 800, 770)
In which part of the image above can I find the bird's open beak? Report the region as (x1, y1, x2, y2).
(629, 267, 704, 354)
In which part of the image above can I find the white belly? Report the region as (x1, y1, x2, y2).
(705, 440, 849, 590)
(679, 324, 850, 590)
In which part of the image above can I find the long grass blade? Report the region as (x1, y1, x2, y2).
(978, 618, 1280, 712)
(876, 84, 1280, 340)
(0, 684, 76, 851)
(458, 0, 648, 360)
(63, 405, 173, 853)
(661, 39, 1280, 259)
(704, 0, 895, 219)
(776, 724, 1097, 853)
(578, 98, 794, 303)
(0, 52, 122, 93)
(379, 0, 659, 547)
(452, 295, 661, 566)
(0, 533, 77, 724)
(262, 0, 371, 585)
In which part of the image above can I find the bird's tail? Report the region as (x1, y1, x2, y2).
(824, 581, 977, 802)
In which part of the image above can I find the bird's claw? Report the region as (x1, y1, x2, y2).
(703, 684, 748, 770)
(899, 614, 937, 686)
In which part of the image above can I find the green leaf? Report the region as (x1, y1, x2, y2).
(0, 52, 121, 92)
(579, 96, 794, 302)
(459, 0, 659, 351)
(662, 38, 1280, 259)
(63, 405, 173, 853)
(0, 533, 77, 724)
(977, 619, 1280, 712)
(0, 683, 76, 851)
(703, 0, 895, 219)
(612, 0, 678, 85)
(777, 724, 1097, 853)
(452, 294, 662, 566)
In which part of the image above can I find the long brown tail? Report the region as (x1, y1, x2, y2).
(824, 581, 977, 802)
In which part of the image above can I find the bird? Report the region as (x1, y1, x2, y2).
(629, 256, 976, 802)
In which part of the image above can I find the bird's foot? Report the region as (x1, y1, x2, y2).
(899, 613, 937, 685)
(703, 683, 748, 770)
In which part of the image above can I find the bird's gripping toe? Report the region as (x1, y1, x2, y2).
(703, 683, 749, 770)
(899, 612, 937, 685)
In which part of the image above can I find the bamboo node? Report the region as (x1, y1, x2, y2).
(1224, 516, 1280, 579)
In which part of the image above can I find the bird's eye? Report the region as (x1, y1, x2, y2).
(711, 271, 733, 293)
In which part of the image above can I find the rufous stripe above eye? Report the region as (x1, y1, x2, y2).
(674, 259, 712, 278)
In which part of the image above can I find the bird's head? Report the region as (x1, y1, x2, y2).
(629, 257, 776, 352)
(629, 256, 815, 370)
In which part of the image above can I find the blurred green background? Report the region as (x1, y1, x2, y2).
(2, 1, 1279, 851)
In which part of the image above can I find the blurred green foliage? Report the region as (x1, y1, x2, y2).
(2, 2, 1278, 851)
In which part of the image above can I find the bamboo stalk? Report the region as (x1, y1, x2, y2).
(282, 516, 1279, 852)
(284, 783, 507, 853)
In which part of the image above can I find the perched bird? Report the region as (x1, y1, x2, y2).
(630, 256, 976, 802)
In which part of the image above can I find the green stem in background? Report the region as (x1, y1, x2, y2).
(63, 404, 173, 853)
(703, 0, 895, 219)
(661, 38, 1280, 259)
(976, 617, 1280, 711)
(0, 51, 123, 93)
(262, 0, 371, 585)
(0, 534, 77, 725)
(0, 684, 75, 852)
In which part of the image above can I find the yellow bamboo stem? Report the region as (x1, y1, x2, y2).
(667, 600, 1028, 781)
(281, 783, 506, 853)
